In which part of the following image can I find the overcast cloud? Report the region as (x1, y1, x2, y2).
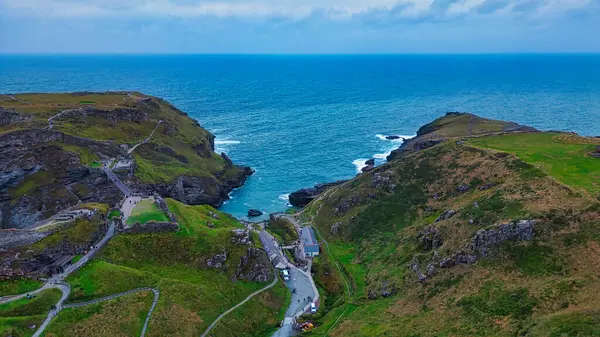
(0, 0, 598, 53)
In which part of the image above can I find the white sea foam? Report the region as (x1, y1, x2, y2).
(352, 134, 417, 173)
(278, 193, 290, 201)
(352, 158, 369, 173)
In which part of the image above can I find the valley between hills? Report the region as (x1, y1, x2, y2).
(1, 93, 600, 337)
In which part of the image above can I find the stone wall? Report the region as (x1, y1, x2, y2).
(123, 221, 178, 234)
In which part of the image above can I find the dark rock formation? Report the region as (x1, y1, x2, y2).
(435, 209, 456, 222)
(361, 158, 376, 173)
(417, 226, 443, 250)
(289, 180, 347, 207)
(206, 249, 228, 269)
(440, 220, 535, 268)
(231, 229, 252, 245)
(335, 195, 360, 216)
(232, 247, 272, 283)
(0, 107, 28, 126)
(385, 135, 401, 140)
(0, 129, 123, 229)
(248, 209, 263, 217)
(457, 184, 470, 193)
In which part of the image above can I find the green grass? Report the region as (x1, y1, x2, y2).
(29, 216, 104, 253)
(56, 143, 100, 166)
(65, 200, 283, 337)
(8, 171, 52, 199)
(0, 289, 62, 317)
(125, 199, 169, 225)
(470, 132, 600, 196)
(0, 279, 43, 297)
(89, 161, 102, 168)
(45, 291, 153, 337)
(108, 209, 122, 219)
(266, 217, 298, 245)
(0, 315, 45, 337)
(526, 311, 600, 337)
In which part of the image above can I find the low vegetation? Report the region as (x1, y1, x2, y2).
(125, 199, 168, 226)
(299, 113, 600, 336)
(266, 217, 298, 245)
(45, 291, 153, 337)
(0, 288, 62, 337)
(59, 199, 286, 337)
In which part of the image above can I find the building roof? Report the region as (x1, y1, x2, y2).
(304, 244, 320, 253)
(302, 226, 318, 246)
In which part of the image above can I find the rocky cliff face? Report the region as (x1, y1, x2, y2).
(289, 180, 347, 207)
(0, 92, 253, 228)
(0, 129, 123, 229)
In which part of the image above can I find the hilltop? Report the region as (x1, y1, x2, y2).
(0, 92, 252, 229)
(294, 112, 600, 336)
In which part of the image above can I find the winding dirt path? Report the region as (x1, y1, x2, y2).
(200, 275, 278, 337)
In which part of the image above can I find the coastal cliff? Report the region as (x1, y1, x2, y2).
(0, 92, 252, 229)
(294, 112, 600, 337)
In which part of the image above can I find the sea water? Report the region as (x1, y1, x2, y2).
(2, 54, 599, 219)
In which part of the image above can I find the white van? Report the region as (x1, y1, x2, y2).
(310, 302, 317, 313)
(282, 269, 290, 281)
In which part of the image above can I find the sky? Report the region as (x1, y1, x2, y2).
(0, 0, 599, 53)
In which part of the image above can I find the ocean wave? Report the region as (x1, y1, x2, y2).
(214, 140, 241, 145)
(352, 134, 416, 173)
(278, 193, 290, 201)
(352, 158, 369, 173)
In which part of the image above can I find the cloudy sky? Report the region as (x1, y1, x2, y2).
(1, 0, 599, 53)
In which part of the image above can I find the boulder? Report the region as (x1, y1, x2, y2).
(435, 209, 456, 222)
(361, 158, 376, 172)
(247, 209, 263, 217)
(385, 135, 401, 140)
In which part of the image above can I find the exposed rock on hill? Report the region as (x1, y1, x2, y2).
(0, 92, 253, 228)
(289, 180, 347, 207)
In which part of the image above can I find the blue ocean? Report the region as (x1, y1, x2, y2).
(1, 54, 599, 219)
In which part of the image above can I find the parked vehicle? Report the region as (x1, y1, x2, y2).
(282, 269, 290, 281)
(310, 302, 317, 313)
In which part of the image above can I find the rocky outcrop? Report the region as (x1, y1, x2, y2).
(248, 209, 263, 217)
(435, 209, 456, 222)
(0, 107, 28, 126)
(0, 129, 123, 229)
(231, 229, 252, 245)
(232, 247, 272, 283)
(417, 226, 443, 250)
(335, 195, 361, 216)
(440, 220, 536, 268)
(361, 158, 376, 172)
(289, 180, 347, 207)
(206, 249, 228, 269)
(54, 107, 149, 126)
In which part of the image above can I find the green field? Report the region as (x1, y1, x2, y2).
(107, 209, 122, 219)
(0, 279, 43, 297)
(45, 291, 153, 337)
(0, 288, 62, 337)
(125, 199, 169, 225)
(470, 132, 600, 196)
(62, 199, 286, 337)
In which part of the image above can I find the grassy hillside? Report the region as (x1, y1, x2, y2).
(45, 291, 154, 337)
(296, 113, 600, 337)
(59, 199, 286, 337)
(0, 288, 62, 337)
